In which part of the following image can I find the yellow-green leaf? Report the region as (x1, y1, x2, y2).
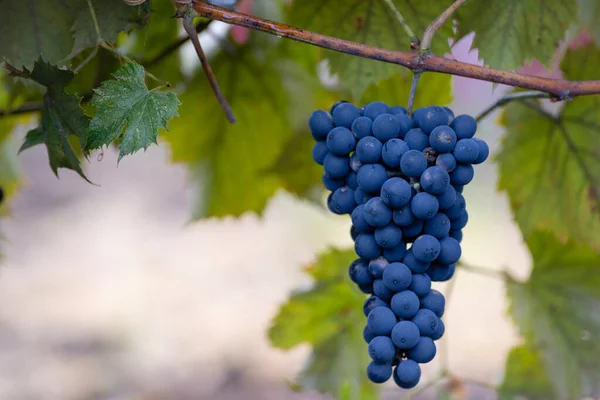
(498, 345, 554, 400)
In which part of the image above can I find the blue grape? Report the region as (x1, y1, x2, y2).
(381, 177, 412, 208)
(323, 153, 350, 178)
(373, 114, 400, 142)
(427, 263, 455, 282)
(453, 138, 480, 164)
(436, 152, 457, 172)
(391, 290, 420, 318)
(439, 263, 456, 281)
(420, 289, 445, 317)
(402, 249, 429, 273)
(381, 138, 410, 168)
(351, 204, 372, 232)
(415, 106, 450, 134)
(369, 257, 389, 278)
(309, 110, 334, 140)
(330, 100, 349, 114)
(404, 128, 430, 151)
(449, 229, 463, 242)
(330, 186, 356, 214)
(391, 320, 420, 349)
(357, 164, 388, 194)
(351, 116, 373, 139)
(367, 362, 393, 383)
(393, 205, 415, 227)
(368, 336, 396, 363)
(327, 127, 356, 156)
(408, 337, 437, 363)
(445, 192, 466, 219)
(355, 234, 382, 259)
(363, 325, 376, 343)
(400, 150, 428, 177)
(322, 173, 345, 191)
(351, 225, 359, 241)
(363, 197, 393, 227)
(412, 234, 441, 262)
(383, 242, 407, 262)
(394, 360, 421, 389)
(354, 188, 372, 205)
(455, 185, 464, 193)
(429, 125, 457, 153)
(409, 273, 432, 297)
(382, 262, 412, 291)
(437, 185, 457, 210)
(443, 107, 455, 123)
(423, 146, 438, 164)
(349, 153, 363, 172)
(373, 279, 394, 301)
(346, 171, 358, 190)
(420, 166, 450, 195)
(411, 309, 439, 337)
(390, 105, 407, 115)
(423, 212, 451, 239)
(367, 306, 397, 335)
(332, 102, 360, 128)
(438, 236, 462, 264)
(451, 210, 469, 230)
(375, 224, 403, 249)
(312, 141, 328, 165)
(364, 101, 390, 120)
(356, 137, 383, 163)
(396, 114, 414, 138)
(430, 319, 445, 340)
(349, 259, 373, 285)
(451, 114, 477, 139)
(411, 192, 439, 220)
(402, 219, 424, 239)
(472, 138, 489, 164)
(359, 283, 374, 294)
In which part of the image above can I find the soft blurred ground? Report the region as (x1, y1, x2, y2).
(0, 36, 532, 399)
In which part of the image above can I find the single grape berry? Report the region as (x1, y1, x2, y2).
(402, 249, 429, 273)
(420, 289, 446, 318)
(351, 204, 372, 233)
(393, 205, 415, 227)
(367, 307, 397, 336)
(327, 127, 356, 156)
(323, 153, 350, 178)
(355, 234, 382, 259)
(322, 173, 344, 192)
(472, 138, 489, 164)
(363, 325, 376, 343)
(437, 185, 457, 210)
(381, 138, 410, 168)
(354, 188, 372, 205)
(407, 337, 437, 363)
(374, 224, 403, 249)
(412, 234, 441, 263)
(429, 125, 457, 153)
(349, 259, 373, 285)
(332, 102, 360, 128)
(372, 114, 400, 142)
(451, 114, 477, 139)
(400, 150, 427, 177)
(383, 242, 407, 262)
(373, 279, 394, 301)
(367, 362, 393, 384)
(382, 262, 412, 292)
(391, 320, 420, 349)
(415, 106, 450, 134)
(356, 136, 383, 163)
(364, 101, 390, 120)
(330, 186, 356, 214)
(423, 212, 451, 239)
(390, 290, 420, 318)
(450, 163, 475, 185)
(435, 152, 457, 172)
(312, 141, 328, 165)
(445, 192, 466, 220)
(404, 128, 430, 151)
(351, 116, 374, 139)
(409, 273, 432, 297)
(411, 309, 439, 337)
(437, 236, 462, 264)
(428, 263, 455, 282)
(390, 105, 407, 115)
(396, 114, 414, 138)
(420, 166, 450, 195)
(309, 110, 334, 140)
(368, 257, 389, 278)
(394, 359, 421, 389)
(357, 164, 388, 194)
(411, 192, 440, 220)
(451, 210, 469, 230)
(453, 138, 480, 164)
(430, 319, 445, 340)
(402, 219, 424, 240)
(381, 177, 412, 208)
(363, 197, 393, 227)
(368, 336, 396, 363)
(330, 100, 349, 114)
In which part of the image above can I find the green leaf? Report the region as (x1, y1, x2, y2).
(287, 0, 453, 99)
(86, 61, 180, 161)
(497, 44, 600, 251)
(578, 0, 600, 45)
(498, 345, 554, 400)
(16, 58, 91, 181)
(506, 231, 600, 399)
(458, 1, 577, 71)
(70, 0, 149, 58)
(269, 248, 376, 400)
(0, 134, 22, 216)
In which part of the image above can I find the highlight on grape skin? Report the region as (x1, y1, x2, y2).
(309, 101, 489, 388)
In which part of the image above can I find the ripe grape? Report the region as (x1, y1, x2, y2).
(412, 234, 441, 263)
(437, 236, 462, 264)
(381, 138, 410, 168)
(367, 362, 393, 383)
(411, 309, 439, 337)
(394, 360, 421, 389)
(309, 110, 334, 140)
(420, 166, 450, 195)
(407, 337, 437, 363)
(356, 136, 383, 163)
(355, 233, 382, 259)
(420, 289, 445, 317)
(453, 138, 480, 164)
(436, 152, 457, 172)
(393, 205, 415, 227)
(382, 242, 407, 262)
(357, 163, 388, 193)
(349, 259, 373, 285)
(330, 186, 356, 214)
(391, 320, 420, 349)
(390, 290, 420, 318)
(411, 192, 439, 220)
(363, 197, 393, 227)
(327, 127, 356, 156)
(375, 224, 403, 249)
(381, 177, 412, 208)
(400, 150, 427, 177)
(367, 307, 397, 335)
(423, 212, 451, 239)
(429, 125, 457, 153)
(402, 249, 429, 273)
(451, 114, 477, 139)
(415, 106, 450, 134)
(404, 128, 430, 151)
(373, 114, 400, 142)
(472, 138, 490, 164)
(351, 116, 374, 139)
(332, 102, 360, 128)
(382, 262, 412, 291)
(373, 279, 394, 301)
(323, 153, 350, 178)
(368, 257, 389, 278)
(368, 336, 396, 362)
(312, 141, 328, 165)
(364, 101, 390, 120)
(409, 273, 431, 297)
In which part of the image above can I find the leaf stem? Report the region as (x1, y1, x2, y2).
(381, 0, 419, 46)
(73, 47, 99, 74)
(191, 3, 600, 97)
(0, 102, 43, 116)
(182, 12, 236, 123)
(407, 72, 422, 115)
(457, 263, 507, 281)
(86, 0, 103, 42)
(475, 91, 552, 122)
(99, 43, 171, 87)
(420, 0, 466, 52)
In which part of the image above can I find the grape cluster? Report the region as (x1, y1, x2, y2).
(309, 101, 489, 388)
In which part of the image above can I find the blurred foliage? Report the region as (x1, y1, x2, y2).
(498, 345, 553, 400)
(269, 248, 376, 400)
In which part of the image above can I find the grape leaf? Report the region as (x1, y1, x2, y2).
(269, 248, 376, 400)
(578, 0, 600, 45)
(86, 61, 180, 161)
(287, 0, 453, 99)
(69, 0, 149, 58)
(16, 58, 91, 181)
(498, 345, 554, 400)
(497, 44, 600, 251)
(458, 1, 576, 71)
(506, 231, 600, 399)
(164, 39, 328, 218)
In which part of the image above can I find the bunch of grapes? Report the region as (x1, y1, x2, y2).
(309, 101, 488, 388)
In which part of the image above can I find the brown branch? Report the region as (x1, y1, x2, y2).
(182, 12, 235, 123)
(193, 2, 600, 98)
(420, 0, 466, 51)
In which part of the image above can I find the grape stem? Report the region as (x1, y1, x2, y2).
(420, 0, 466, 53)
(407, 72, 422, 115)
(457, 263, 507, 281)
(475, 91, 552, 122)
(193, 2, 600, 98)
(381, 0, 419, 46)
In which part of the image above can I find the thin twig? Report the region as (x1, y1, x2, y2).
(192, 3, 600, 98)
(420, 0, 466, 52)
(182, 13, 235, 123)
(86, 0, 103, 41)
(99, 43, 171, 87)
(475, 91, 552, 122)
(407, 72, 422, 115)
(381, 0, 419, 46)
(0, 102, 43, 116)
(73, 47, 99, 73)
(457, 263, 507, 281)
